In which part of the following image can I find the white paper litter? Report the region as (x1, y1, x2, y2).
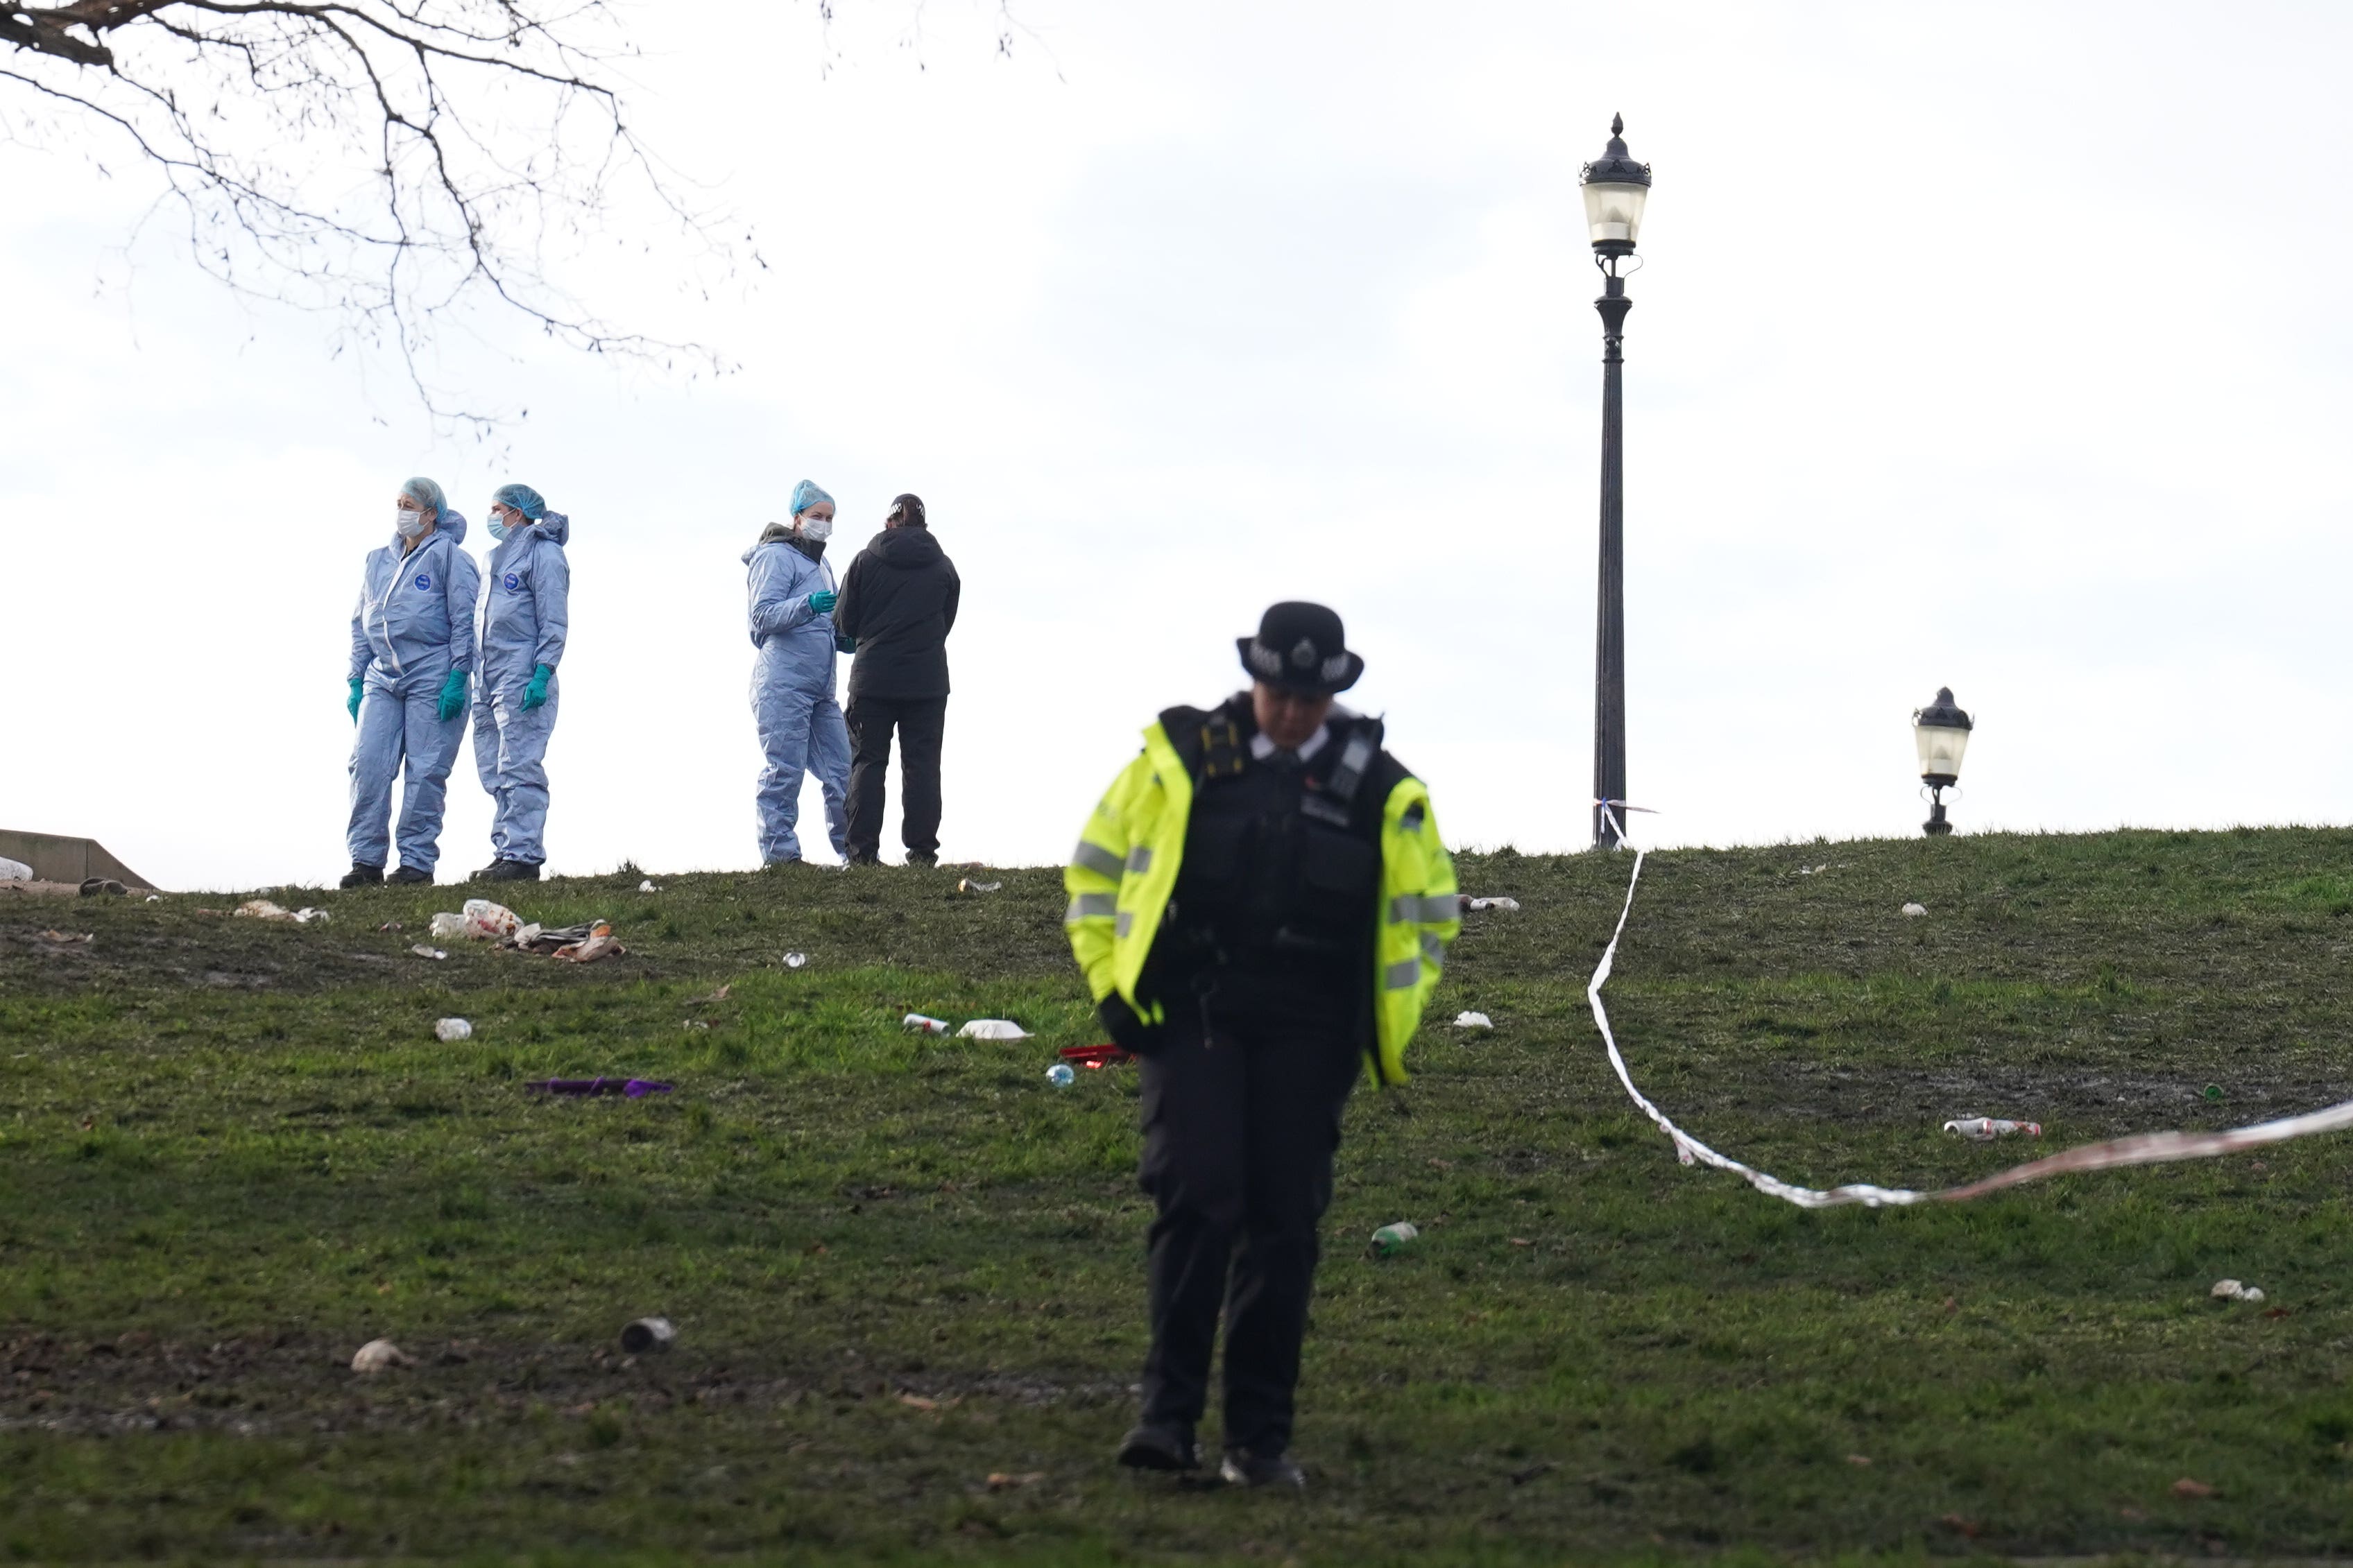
(1464, 897, 1521, 913)
(350, 1338, 413, 1374)
(957, 1019, 1031, 1041)
(640, 879, 658, 893)
(410, 944, 447, 960)
(2211, 1279, 2267, 1303)
(1901, 903, 1928, 917)
(434, 1017, 472, 1042)
(1453, 1011, 1494, 1030)
(784, 952, 807, 969)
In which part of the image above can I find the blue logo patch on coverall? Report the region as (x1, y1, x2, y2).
(414, 574, 431, 591)
(504, 572, 522, 592)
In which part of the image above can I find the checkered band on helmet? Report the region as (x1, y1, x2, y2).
(1247, 641, 1286, 678)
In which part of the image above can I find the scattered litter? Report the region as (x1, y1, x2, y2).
(1059, 1044, 1133, 1069)
(350, 1338, 413, 1374)
(1901, 903, 1928, 917)
(78, 877, 128, 897)
(986, 1471, 1045, 1490)
(687, 985, 733, 1006)
(638, 879, 658, 893)
(377, 920, 404, 932)
(898, 1392, 940, 1412)
(1507, 1237, 1535, 1248)
(620, 1316, 675, 1353)
(1944, 1117, 2042, 1141)
(0, 857, 31, 882)
(410, 945, 447, 960)
(784, 952, 807, 969)
(527, 1077, 672, 1098)
(434, 1018, 472, 1042)
(145, 894, 162, 904)
(2171, 1477, 2217, 1499)
(553, 922, 624, 963)
(35, 929, 92, 945)
(2204, 1083, 2224, 1103)
(958, 878, 1002, 894)
(1797, 863, 1830, 876)
(232, 899, 330, 925)
(1460, 896, 1520, 913)
(683, 1020, 710, 1031)
(958, 1019, 1031, 1041)
(429, 899, 520, 943)
(2210, 1279, 2266, 1303)
(1371, 1221, 1419, 1257)
(1453, 1011, 1494, 1031)
(904, 1014, 950, 1035)
(1046, 1062, 1076, 1087)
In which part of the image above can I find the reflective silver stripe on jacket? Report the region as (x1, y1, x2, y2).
(1384, 958, 1421, 990)
(1420, 933, 1446, 967)
(1115, 911, 1136, 939)
(1070, 841, 1124, 881)
(1390, 893, 1460, 924)
(1125, 846, 1154, 875)
(1066, 893, 1116, 922)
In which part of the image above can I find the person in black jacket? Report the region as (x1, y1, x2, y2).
(831, 493, 961, 865)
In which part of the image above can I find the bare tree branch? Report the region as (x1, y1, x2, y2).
(2, 0, 742, 435)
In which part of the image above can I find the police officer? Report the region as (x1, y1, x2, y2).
(1064, 601, 1460, 1489)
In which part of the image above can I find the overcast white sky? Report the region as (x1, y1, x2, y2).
(5, 1, 2352, 891)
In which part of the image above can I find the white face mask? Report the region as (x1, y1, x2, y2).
(395, 508, 427, 539)
(486, 515, 509, 542)
(798, 512, 834, 542)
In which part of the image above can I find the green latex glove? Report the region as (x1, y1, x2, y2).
(436, 667, 470, 723)
(808, 589, 839, 614)
(522, 663, 554, 712)
(348, 678, 363, 723)
(836, 635, 858, 654)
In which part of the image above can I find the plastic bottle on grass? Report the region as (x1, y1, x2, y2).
(1371, 1221, 1419, 1257)
(1046, 1063, 1076, 1088)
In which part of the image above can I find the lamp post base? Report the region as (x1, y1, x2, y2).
(1923, 789, 1952, 837)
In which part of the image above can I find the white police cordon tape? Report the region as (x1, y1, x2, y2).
(1588, 845, 2353, 1209)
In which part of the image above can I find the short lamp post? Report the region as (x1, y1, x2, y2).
(1913, 687, 1974, 836)
(1582, 114, 1652, 850)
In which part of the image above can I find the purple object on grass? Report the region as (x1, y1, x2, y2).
(527, 1077, 673, 1098)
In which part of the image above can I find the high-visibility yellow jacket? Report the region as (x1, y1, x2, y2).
(1064, 709, 1460, 1086)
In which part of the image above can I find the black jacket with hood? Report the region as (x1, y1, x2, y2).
(832, 524, 961, 701)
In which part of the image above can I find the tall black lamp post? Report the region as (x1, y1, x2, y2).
(1913, 687, 1974, 836)
(1582, 114, 1651, 848)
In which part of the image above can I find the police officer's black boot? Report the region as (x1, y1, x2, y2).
(1115, 1422, 1199, 1472)
(339, 863, 383, 889)
(388, 865, 434, 885)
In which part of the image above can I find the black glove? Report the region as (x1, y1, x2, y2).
(1098, 994, 1164, 1058)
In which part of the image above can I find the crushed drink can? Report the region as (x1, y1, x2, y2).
(903, 1014, 950, 1035)
(1943, 1117, 2042, 1141)
(620, 1316, 675, 1353)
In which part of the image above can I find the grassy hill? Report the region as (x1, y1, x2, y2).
(5, 827, 2352, 1563)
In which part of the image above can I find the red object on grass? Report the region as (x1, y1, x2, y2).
(1059, 1044, 1133, 1068)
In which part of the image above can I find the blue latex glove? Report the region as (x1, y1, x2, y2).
(836, 635, 857, 654)
(808, 589, 838, 614)
(523, 663, 554, 712)
(436, 667, 470, 723)
(347, 678, 363, 723)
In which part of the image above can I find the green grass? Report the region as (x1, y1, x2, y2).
(5, 830, 2353, 1562)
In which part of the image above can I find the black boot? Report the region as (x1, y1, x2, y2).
(1219, 1448, 1305, 1490)
(484, 859, 541, 884)
(469, 861, 503, 881)
(388, 865, 434, 885)
(339, 863, 384, 889)
(1116, 1423, 1199, 1472)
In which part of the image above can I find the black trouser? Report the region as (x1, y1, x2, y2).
(1136, 976, 1362, 1456)
(844, 694, 946, 862)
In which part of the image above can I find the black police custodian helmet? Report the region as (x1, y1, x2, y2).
(1237, 601, 1364, 695)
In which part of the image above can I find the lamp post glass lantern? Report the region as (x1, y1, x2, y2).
(1583, 114, 1652, 849)
(1913, 687, 1974, 836)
